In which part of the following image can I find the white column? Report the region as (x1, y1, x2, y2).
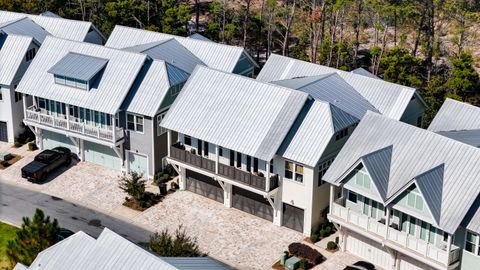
(223, 183, 232, 208)
(265, 160, 271, 192)
(167, 130, 172, 157)
(215, 145, 219, 174)
(329, 184, 335, 214)
(385, 207, 391, 240)
(178, 167, 187, 190)
(22, 94, 27, 117)
(79, 139, 85, 161)
(36, 128, 43, 150)
(446, 234, 452, 265)
(273, 190, 282, 226)
(111, 114, 116, 142)
(65, 104, 70, 130)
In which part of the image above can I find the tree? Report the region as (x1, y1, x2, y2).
(7, 209, 61, 266)
(380, 46, 425, 88)
(145, 226, 202, 257)
(119, 171, 146, 202)
(447, 51, 479, 96)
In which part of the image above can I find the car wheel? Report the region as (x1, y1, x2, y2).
(41, 173, 47, 182)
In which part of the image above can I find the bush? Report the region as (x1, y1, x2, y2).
(299, 258, 307, 269)
(1, 160, 9, 167)
(170, 182, 179, 190)
(28, 142, 38, 151)
(145, 225, 202, 257)
(324, 226, 331, 235)
(327, 241, 337, 250)
(119, 171, 146, 202)
(13, 141, 22, 148)
(309, 234, 318, 243)
(319, 229, 327, 238)
(164, 164, 178, 176)
(288, 242, 324, 265)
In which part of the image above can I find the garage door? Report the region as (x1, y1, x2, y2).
(398, 254, 435, 270)
(282, 203, 304, 232)
(346, 231, 392, 270)
(186, 170, 223, 203)
(42, 130, 76, 153)
(232, 186, 273, 222)
(84, 141, 121, 170)
(0, 122, 7, 142)
(128, 152, 148, 176)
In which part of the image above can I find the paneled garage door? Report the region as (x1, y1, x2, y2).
(346, 231, 392, 270)
(186, 170, 224, 203)
(232, 186, 273, 222)
(128, 152, 148, 176)
(398, 254, 435, 270)
(42, 130, 76, 153)
(84, 141, 121, 170)
(282, 203, 304, 232)
(0, 122, 8, 142)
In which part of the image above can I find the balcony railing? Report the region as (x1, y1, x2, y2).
(170, 143, 279, 192)
(330, 200, 460, 267)
(25, 106, 124, 143)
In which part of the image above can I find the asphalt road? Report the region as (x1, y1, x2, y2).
(0, 182, 153, 244)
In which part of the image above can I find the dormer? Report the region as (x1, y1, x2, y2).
(48, 52, 108, 90)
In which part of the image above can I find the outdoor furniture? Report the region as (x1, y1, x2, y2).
(284, 256, 301, 270)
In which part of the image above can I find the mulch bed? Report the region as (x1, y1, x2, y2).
(123, 192, 164, 211)
(0, 155, 22, 170)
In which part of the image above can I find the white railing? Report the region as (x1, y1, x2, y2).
(330, 202, 459, 267)
(25, 106, 124, 143)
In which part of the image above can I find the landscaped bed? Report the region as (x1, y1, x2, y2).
(0, 155, 22, 170)
(0, 221, 19, 269)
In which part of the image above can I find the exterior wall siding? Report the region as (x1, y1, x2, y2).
(124, 115, 155, 178)
(232, 53, 255, 77)
(400, 98, 426, 127)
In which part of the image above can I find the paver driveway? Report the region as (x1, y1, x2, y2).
(0, 143, 303, 269)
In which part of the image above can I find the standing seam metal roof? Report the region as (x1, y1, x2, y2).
(322, 112, 480, 234)
(257, 54, 421, 120)
(15, 36, 147, 114)
(0, 17, 49, 43)
(161, 66, 309, 161)
(47, 52, 109, 81)
(428, 98, 480, 132)
(0, 34, 33, 85)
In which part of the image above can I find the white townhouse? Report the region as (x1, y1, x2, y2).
(257, 54, 427, 127)
(0, 10, 104, 143)
(160, 65, 423, 235)
(323, 111, 480, 270)
(105, 25, 258, 78)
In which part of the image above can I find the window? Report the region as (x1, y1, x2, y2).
(428, 225, 436, 244)
(348, 191, 357, 203)
(126, 113, 144, 132)
(406, 186, 424, 211)
(285, 161, 293, 179)
(115, 113, 119, 127)
(354, 167, 371, 189)
(218, 147, 223, 157)
(363, 198, 370, 215)
(318, 157, 335, 186)
(246, 156, 251, 171)
(171, 83, 184, 96)
(197, 139, 203, 155)
(229, 150, 234, 166)
(184, 135, 192, 146)
(25, 48, 36, 61)
(38, 98, 46, 109)
(269, 159, 274, 173)
(253, 158, 258, 173)
(409, 217, 416, 236)
(236, 152, 242, 168)
(335, 128, 349, 141)
(416, 116, 423, 127)
(157, 113, 167, 135)
(466, 231, 478, 254)
(420, 221, 428, 241)
(295, 164, 304, 183)
(54, 75, 89, 90)
(203, 141, 209, 157)
(14, 92, 22, 102)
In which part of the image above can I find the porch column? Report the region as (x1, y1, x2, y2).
(385, 207, 391, 240)
(341, 228, 348, 251)
(65, 104, 70, 130)
(79, 139, 85, 161)
(178, 167, 187, 190)
(167, 130, 172, 157)
(22, 94, 27, 117)
(329, 184, 335, 214)
(265, 160, 271, 192)
(223, 183, 232, 208)
(446, 234, 452, 265)
(273, 190, 282, 226)
(215, 145, 219, 174)
(35, 127, 43, 150)
(111, 114, 116, 142)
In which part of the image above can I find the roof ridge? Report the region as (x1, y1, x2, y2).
(0, 10, 93, 25)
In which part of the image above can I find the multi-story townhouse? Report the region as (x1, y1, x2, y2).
(15, 36, 194, 178)
(159, 66, 423, 235)
(323, 111, 480, 270)
(257, 54, 427, 127)
(0, 10, 104, 143)
(105, 25, 258, 77)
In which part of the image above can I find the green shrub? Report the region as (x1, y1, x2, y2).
(13, 140, 22, 148)
(145, 225, 202, 257)
(299, 258, 307, 269)
(327, 241, 337, 250)
(309, 234, 318, 243)
(28, 142, 38, 151)
(1, 160, 9, 167)
(170, 182, 179, 190)
(325, 226, 331, 235)
(319, 229, 327, 238)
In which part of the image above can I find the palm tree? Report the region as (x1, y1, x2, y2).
(7, 208, 61, 266)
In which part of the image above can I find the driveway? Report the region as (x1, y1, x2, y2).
(0, 143, 303, 269)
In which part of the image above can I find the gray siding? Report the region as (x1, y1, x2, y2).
(123, 113, 155, 178)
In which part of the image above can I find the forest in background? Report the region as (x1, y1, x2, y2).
(1, 0, 479, 125)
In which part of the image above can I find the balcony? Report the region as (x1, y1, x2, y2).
(170, 143, 279, 192)
(329, 198, 461, 268)
(25, 106, 124, 144)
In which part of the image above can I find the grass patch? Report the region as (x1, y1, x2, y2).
(0, 222, 19, 270)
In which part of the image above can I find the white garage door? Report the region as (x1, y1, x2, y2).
(398, 254, 435, 270)
(42, 130, 76, 153)
(128, 152, 148, 176)
(346, 231, 392, 270)
(84, 141, 121, 170)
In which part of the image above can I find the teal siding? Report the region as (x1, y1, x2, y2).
(392, 185, 432, 221)
(232, 53, 255, 77)
(400, 97, 426, 127)
(344, 166, 379, 199)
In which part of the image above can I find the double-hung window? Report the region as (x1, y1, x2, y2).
(285, 161, 294, 179)
(157, 113, 167, 135)
(407, 186, 424, 211)
(127, 113, 144, 133)
(295, 164, 304, 183)
(285, 161, 304, 183)
(184, 135, 192, 146)
(466, 231, 479, 254)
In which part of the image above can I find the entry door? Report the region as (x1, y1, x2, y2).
(0, 122, 7, 142)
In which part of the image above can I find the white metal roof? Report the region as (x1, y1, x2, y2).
(272, 73, 378, 120)
(437, 130, 480, 148)
(0, 10, 101, 42)
(257, 54, 422, 120)
(121, 60, 189, 117)
(0, 17, 49, 43)
(124, 38, 205, 74)
(351, 67, 379, 79)
(428, 98, 480, 132)
(106, 25, 257, 72)
(0, 33, 33, 86)
(161, 66, 309, 161)
(277, 100, 357, 167)
(323, 112, 480, 234)
(15, 36, 147, 114)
